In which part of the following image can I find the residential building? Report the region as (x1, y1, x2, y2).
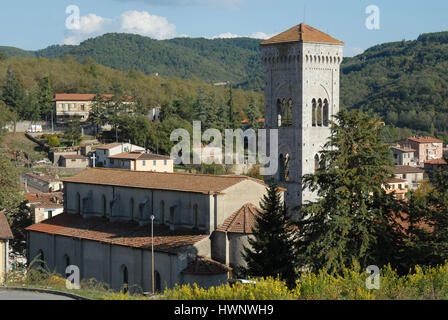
(53, 93, 133, 124)
(388, 166, 425, 190)
(400, 136, 444, 166)
(384, 178, 409, 200)
(0, 211, 13, 284)
(59, 154, 89, 169)
(390, 145, 416, 166)
(26, 193, 64, 223)
(22, 172, 63, 193)
(26, 168, 278, 291)
(107, 152, 174, 173)
(424, 159, 448, 173)
(95, 143, 145, 167)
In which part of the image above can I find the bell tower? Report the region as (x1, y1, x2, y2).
(261, 23, 344, 216)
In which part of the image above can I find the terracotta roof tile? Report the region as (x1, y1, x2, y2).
(387, 166, 424, 174)
(407, 136, 443, 144)
(62, 168, 266, 195)
(181, 256, 231, 275)
(0, 211, 13, 240)
(425, 159, 448, 165)
(261, 23, 344, 46)
(26, 213, 208, 254)
(388, 178, 408, 184)
(216, 203, 262, 234)
(25, 172, 60, 183)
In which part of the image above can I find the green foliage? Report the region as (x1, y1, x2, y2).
(37, 77, 54, 120)
(6, 201, 33, 256)
(297, 110, 403, 274)
(242, 182, 298, 288)
(0, 51, 7, 61)
(47, 135, 60, 148)
(0, 155, 24, 212)
(64, 119, 82, 146)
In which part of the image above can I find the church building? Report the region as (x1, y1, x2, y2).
(261, 23, 344, 215)
(26, 168, 273, 291)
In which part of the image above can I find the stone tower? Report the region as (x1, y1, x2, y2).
(261, 23, 344, 216)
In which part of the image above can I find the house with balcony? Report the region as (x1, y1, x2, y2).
(399, 136, 443, 167)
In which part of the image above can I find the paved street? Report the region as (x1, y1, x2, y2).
(0, 290, 74, 300)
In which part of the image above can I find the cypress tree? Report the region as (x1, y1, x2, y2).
(297, 109, 404, 274)
(242, 182, 297, 288)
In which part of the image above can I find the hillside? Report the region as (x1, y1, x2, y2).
(2, 31, 448, 139)
(1, 34, 264, 90)
(341, 31, 448, 141)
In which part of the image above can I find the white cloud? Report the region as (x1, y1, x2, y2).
(211, 31, 274, 40)
(63, 10, 177, 45)
(115, 0, 243, 7)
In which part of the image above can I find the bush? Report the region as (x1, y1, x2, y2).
(47, 135, 60, 148)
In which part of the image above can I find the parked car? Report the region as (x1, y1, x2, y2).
(26, 125, 43, 133)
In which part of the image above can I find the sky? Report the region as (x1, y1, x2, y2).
(1, 0, 448, 56)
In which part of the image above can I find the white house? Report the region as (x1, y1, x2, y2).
(95, 143, 145, 167)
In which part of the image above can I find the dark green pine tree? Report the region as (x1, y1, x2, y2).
(37, 77, 54, 121)
(1, 66, 26, 121)
(241, 182, 298, 288)
(297, 109, 404, 275)
(227, 84, 238, 129)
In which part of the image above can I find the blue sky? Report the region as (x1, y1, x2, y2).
(1, 0, 448, 56)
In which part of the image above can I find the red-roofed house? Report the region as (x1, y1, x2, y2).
(400, 136, 443, 166)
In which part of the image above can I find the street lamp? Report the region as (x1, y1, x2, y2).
(151, 215, 155, 296)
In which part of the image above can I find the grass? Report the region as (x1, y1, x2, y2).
(1, 132, 48, 162)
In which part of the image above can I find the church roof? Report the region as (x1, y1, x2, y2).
(217, 203, 262, 234)
(26, 213, 208, 254)
(0, 211, 13, 240)
(261, 23, 344, 46)
(181, 256, 231, 275)
(62, 168, 266, 195)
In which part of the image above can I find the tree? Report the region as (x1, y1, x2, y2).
(241, 182, 298, 288)
(0, 157, 24, 213)
(65, 120, 82, 146)
(296, 110, 404, 274)
(47, 135, 60, 148)
(0, 51, 7, 61)
(227, 85, 239, 130)
(243, 95, 262, 130)
(1, 66, 26, 123)
(37, 77, 54, 121)
(7, 201, 33, 258)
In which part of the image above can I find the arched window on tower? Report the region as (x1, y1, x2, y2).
(284, 154, 290, 182)
(314, 154, 320, 173)
(121, 265, 129, 293)
(284, 99, 293, 126)
(323, 99, 329, 127)
(312, 99, 317, 127)
(279, 154, 285, 182)
(317, 99, 323, 126)
(277, 99, 282, 127)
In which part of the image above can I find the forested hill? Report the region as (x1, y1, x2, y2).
(2, 33, 264, 91)
(2, 30, 448, 139)
(341, 31, 448, 140)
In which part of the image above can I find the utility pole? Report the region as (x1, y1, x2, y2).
(151, 215, 155, 296)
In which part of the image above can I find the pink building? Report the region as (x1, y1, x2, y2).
(400, 136, 443, 166)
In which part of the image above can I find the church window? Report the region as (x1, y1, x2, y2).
(64, 254, 70, 269)
(284, 99, 293, 126)
(130, 198, 135, 220)
(76, 193, 81, 213)
(314, 154, 320, 172)
(121, 265, 129, 293)
(284, 154, 290, 182)
(102, 195, 107, 216)
(37, 250, 45, 270)
(154, 271, 161, 292)
(277, 99, 282, 127)
(193, 204, 199, 229)
(160, 201, 165, 224)
(312, 99, 317, 126)
(170, 207, 175, 225)
(323, 99, 329, 127)
(317, 99, 323, 126)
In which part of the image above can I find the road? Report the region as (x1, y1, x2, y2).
(0, 290, 75, 300)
